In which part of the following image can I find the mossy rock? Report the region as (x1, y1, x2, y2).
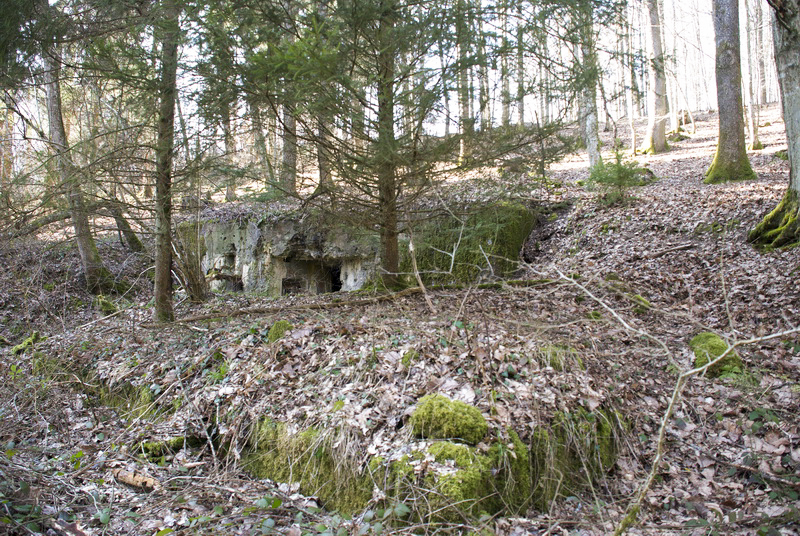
(244, 419, 371, 514)
(530, 408, 619, 509)
(689, 332, 743, 377)
(401, 348, 419, 367)
(12, 332, 44, 356)
(400, 202, 537, 284)
(410, 394, 488, 445)
(377, 432, 530, 522)
(267, 320, 293, 343)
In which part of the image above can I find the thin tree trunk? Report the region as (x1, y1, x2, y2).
(477, 18, 491, 130)
(281, 102, 297, 194)
(755, 0, 767, 106)
(457, 0, 473, 162)
(516, 7, 525, 127)
(501, 3, 511, 127)
(579, 7, 601, 168)
(153, 0, 180, 322)
(744, 0, 762, 149)
(315, 0, 333, 192)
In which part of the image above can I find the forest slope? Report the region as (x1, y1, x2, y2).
(0, 109, 798, 535)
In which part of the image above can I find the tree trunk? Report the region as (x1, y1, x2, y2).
(500, 4, 511, 128)
(377, 0, 399, 287)
(222, 103, 237, 201)
(516, 9, 525, 127)
(281, 103, 297, 194)
(749, 0, 800, 247)
(477, 18, 491, 131)
(705, 0, 757, 184)
(153, 0, 180, 322)
(579, 7, 602, 168)
(40, 27, 116, 294)
(279, 0, 298, 195)
(643, 0, 669, 153)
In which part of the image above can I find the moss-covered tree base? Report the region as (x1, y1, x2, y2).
(703, 154, 758, 184)
(748, 189, 800, 249)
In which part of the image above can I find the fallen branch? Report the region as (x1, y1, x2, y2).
(648, 243, 694, 259)
(144, 287, 424, 327)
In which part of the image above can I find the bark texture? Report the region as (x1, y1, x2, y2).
(705, 0, 757, 184)
(749, 0, 800, 247)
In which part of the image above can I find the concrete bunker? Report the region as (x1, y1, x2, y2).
(198, 214, 379, 296)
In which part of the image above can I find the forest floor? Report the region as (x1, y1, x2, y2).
(1, 107, 799, 536)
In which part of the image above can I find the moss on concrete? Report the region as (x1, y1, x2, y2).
(689, 332, 743, 377)
(410, 394, 488, 445)
(487, 430, 531, 514)
(93, 295, 118, 315)
(267, 320, 293, 343)
(400, 202, 537, 284)
(530, 408, 619, 508)
(135, 436, 205, 461)
(244, 419, 372, 515)
(749, 189, 800, 250)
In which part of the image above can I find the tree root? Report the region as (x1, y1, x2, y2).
(749, 189, 800, 249)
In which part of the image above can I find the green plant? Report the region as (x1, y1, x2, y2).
(587, 150, 652, 205)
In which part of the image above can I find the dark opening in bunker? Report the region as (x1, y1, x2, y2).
(282, 278, 304, 295)
(329, 265, 342, 292)
(280, 261, 344, 295)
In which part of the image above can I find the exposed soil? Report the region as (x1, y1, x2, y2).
(1, 108, 798, 536)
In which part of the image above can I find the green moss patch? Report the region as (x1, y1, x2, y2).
(401, 202, 537, 284)
(267, 320, 294, 343)
(12, 332, 43, 356)
(410, 394, 488, 445)
(689, 332, 743, 377)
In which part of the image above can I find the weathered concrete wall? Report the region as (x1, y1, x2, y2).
(199, 215, 379, 296)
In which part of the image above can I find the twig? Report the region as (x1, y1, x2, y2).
(142, 287, 423, 327)
(409, 239, 436, 314)
(648, 243, 694, 259)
